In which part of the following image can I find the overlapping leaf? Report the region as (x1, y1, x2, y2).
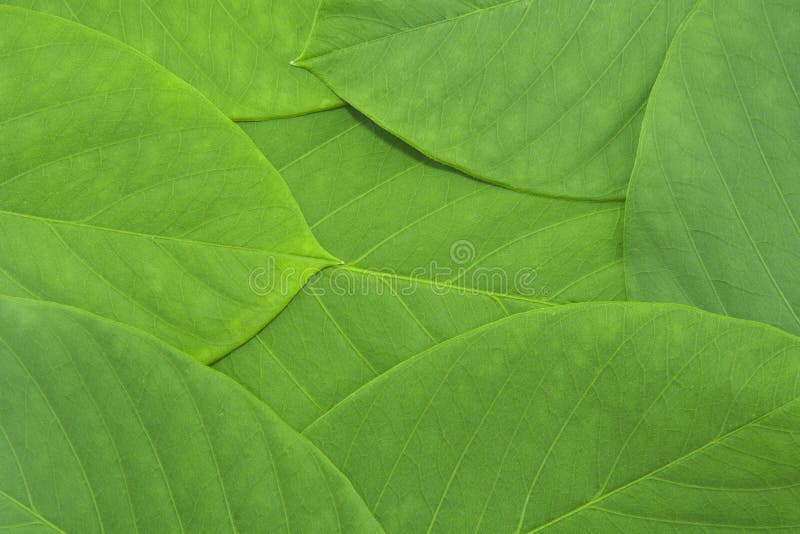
(307, 302, 800, 532)
(625, 0, 800, 335)
(214, 107, 625, 429)
(296, 0, 697, 199)
(3, 0, 800, 531)
(7, 0, 341, 118)
(0, 7, 334, 362)
(0, 297, 380, 533)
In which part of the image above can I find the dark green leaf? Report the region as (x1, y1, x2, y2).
(625, 0, 800, 335)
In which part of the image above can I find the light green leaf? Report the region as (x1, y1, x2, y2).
(7, 0, 341, 119)
(625, 0, 800, 335)
(295, 0, 696, 199)
(214, 107, 625, 429)
(0, 7, 335, 362)
(0, 297, 381, 533)
(305, 302, 800, 532)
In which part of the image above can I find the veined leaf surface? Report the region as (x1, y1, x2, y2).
(0, 297, 381, 533)
(214, 107, 624, 429)
(0, 7, 335, 362)
(306, 302, 800, 532)
(8, 0, 341, 119)
(625, 0, 800, 335)
(296, 0, 696, 199)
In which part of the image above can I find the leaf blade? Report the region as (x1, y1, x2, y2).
(214, 107, 625, 429)
(297, 0, 697, 199)
(625, 0, 800, 335)
(0, 296, 381, 533)
(304, 302, 800, 532)
(0, 6, 335, 361)
(6, 0, 342, 118)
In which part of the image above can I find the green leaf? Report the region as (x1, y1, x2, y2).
(0, 296, 380, 533)
(0, 6, 336, 362)
(295, 0, 697, 199)
(213, 107, 625, 429)
(305, 302, 800, 532)
(7, 0, 341, 119)
(625, 0, 800, 335)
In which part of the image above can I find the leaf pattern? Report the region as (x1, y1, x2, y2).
(2, 0, 800, 531)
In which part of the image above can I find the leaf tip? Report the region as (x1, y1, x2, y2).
(290, 55, 311, 70)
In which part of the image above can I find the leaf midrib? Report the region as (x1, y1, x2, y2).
(526, 390, 800, 532)
(340, 265, 554, 306)
(0, 209, 333, 264)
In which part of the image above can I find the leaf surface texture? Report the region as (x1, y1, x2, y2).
(215, 107, 625, 429)
(625, 0, 800, 335)
(297, 0, 697, 199)
(7, 0, 341, 118)
(0, 297, 381, 533)
(306, 302, 800, 532)
(0, 7, 334, 362)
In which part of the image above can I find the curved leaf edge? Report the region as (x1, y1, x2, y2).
(290, 66, 628, 204)
(0, 294, 383, 531)
(303, 298, 800, 532)
(622, 0, 702, 305)
(2, 5, 338, 264)
(303, 299, 793, 434)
